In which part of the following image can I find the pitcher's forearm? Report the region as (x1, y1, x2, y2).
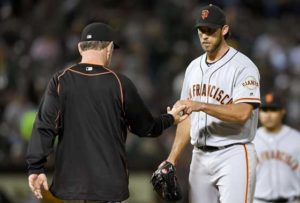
(200, 102, 253, 124)
(167, 116, 191, 165)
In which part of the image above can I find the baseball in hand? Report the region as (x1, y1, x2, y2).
(178, 110, 184, 116)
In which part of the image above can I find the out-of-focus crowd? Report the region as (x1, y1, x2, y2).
(0, 0, 299, 174)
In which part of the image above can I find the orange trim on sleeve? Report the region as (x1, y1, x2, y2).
(243, 144, 249, 203)
(102, 67, 124, 110)
(234, 98, 261, 104)
(55, 110, 61, 129)
(57, 84, 60, 94)
(57, 67, 72, 80)
(57, 66, 73, 94)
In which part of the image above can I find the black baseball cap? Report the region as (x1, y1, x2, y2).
(195, 4, 226, 29)
(80, 22, 119, 49)
(260, 93, 284, 109)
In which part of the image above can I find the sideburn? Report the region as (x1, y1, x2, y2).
(210, 31, 223, 54)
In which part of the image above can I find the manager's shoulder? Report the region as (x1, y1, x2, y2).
(52, 64, 76, 79)
(46, 64, 76, 89)
(114, 72, 137, 90)
(115, 72, 131, 82)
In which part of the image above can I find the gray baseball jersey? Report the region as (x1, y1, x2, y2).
(253, 125, 300, 200)
(180, 47, 261, 147)
(181, 47, 261, 203)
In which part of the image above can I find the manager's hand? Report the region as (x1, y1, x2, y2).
(175, 100, 203, 115)
(28, 173, 49, 199)
(167, 105, 188, 124)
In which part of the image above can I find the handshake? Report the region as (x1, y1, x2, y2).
(167, 99, 200, 124)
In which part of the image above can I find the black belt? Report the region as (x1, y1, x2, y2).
(196, 143, 245, 152)
(255, 196, 300, 202)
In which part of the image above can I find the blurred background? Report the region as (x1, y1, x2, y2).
(0, 0, 299, 202)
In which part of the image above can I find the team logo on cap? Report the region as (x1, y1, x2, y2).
(201, 10, 209, 20)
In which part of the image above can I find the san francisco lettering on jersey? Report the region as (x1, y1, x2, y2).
(189, 83, 233, 104)
(257, 150, 299, 171)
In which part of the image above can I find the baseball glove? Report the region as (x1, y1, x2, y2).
(150, 161, 182, 201)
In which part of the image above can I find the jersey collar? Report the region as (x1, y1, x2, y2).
(200, 47, 238, 73)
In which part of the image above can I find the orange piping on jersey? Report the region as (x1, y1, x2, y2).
(233, 98, 261, 104)
(57, 65, 124, 111)
(57, 84, 60, 95)
(55, 110, 61, 129)
(67, 68, 111, 76)
(56, 66, 111, 94)
(101, 66, 126, 141)
(101, 66, 124, 109)
(243, 144, 249, 203)
(57, 67, 72, 81)
(57, 66, 73, 94)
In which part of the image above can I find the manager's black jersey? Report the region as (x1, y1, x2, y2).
(26, 63, 174, 201)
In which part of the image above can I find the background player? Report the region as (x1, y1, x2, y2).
(26, 22, 187, 203)
(159, 4, 261, 203)
(253, 93, 300, 203)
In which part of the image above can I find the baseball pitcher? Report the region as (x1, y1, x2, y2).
(156, 4, 261, 203)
